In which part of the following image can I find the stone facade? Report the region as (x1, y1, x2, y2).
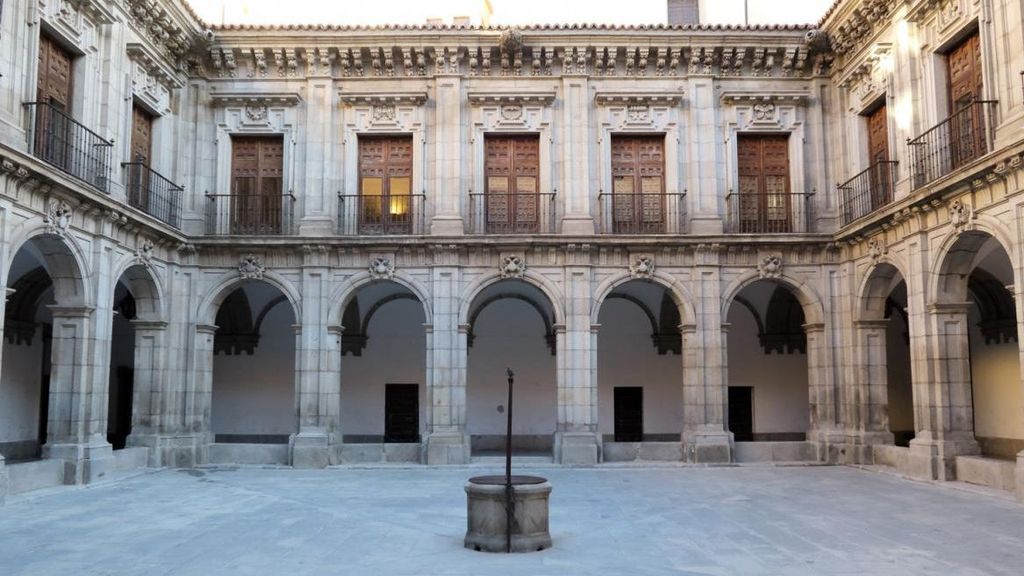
(0, 0, 1022, 504)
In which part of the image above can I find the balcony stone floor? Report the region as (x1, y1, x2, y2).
(1, 465, 1022, 575)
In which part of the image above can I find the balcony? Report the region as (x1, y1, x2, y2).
(725, 191, 815, 234)
(25, 102, 113, 193)
(338, 193, 425, 235)
(908, 100, 997, 189)
(597, 192, 686, 234)
(123, 161, 183, 229)
(205, 192, 296, 235)
(838, 160, 898, 227)
(469, 192, 556, 234)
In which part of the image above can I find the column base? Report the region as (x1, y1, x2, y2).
(907, 432, 978, 481)
(298, 216, 337, 236)
(686, 214, 724, 235)
(127, 433, 204, 468)
(290, 431, 332, 469)
(843, 430, 894, 465)
(560, 215, 595, 235)
(555, 432, 599, 465)
(430, 216, 465, 236)
(808, 429, 847, 464)
(682, 428, 732, 463)
(1015, 450, 1024, 503)
(425, 432, 470, 465)
(43, 436, 114, 485)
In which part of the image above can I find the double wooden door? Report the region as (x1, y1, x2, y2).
(610, 135, 666, 234)
(736, 135, 791, 233)
(128, 106, 154, 211)
(35, 35, 73, 167)
(865, 104, 893, 208)
(484, 135, 540, 233)
(946, 32, 985, 168)
(358, 136, 414, 234)
(230, 137, 284, 234)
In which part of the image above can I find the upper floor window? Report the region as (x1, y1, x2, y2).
(483, 134, 541, 234)
(37, 34, 73, 111)
(229, 136, 284, 234)
(609, 135, 666, 234)
(358, 136, 414, 234)
(735, 134, 792, 233)
(130, 105, 153, 165)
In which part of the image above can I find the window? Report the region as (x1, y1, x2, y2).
(610, 135, 666, 234)
(484, 134, 540, 233)
(230, 136, 284, 234)
(358, 136, 414, 234)
(736, 134, 791, 233)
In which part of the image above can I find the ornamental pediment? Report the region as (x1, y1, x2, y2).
(208, 90, 303, 107)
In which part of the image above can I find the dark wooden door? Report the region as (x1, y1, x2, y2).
(130, 106, 153, 164)
(947, 32, 985, 168)
(610, 135, 665, 233)
(358, 136, 414, 234)
(865, 104, 892, 208)
(230, 136, 284, 234)
(613, 387, 643, 442)
(384, 384, 419, 443)
(737, 134, 791, 233)
(484, 135, 540, 233)
(728, 386, 754, 442)
(35, 34, 73, 168)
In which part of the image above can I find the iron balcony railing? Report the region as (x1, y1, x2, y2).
(597, 191, 686, 234)
(122, 161, 183, 229)
(338, 193, 425, 235)
(25, 102, 113, 193)
(725, 191, 815, 234)
(908, 100, 997, 189)
(469, 191, 556, 234)
(838, 160, 898, 226)
(205, 192, 296, 235)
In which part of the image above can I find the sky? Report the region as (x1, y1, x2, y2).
(187, 0, 833, 26)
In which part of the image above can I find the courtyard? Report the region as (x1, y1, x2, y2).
(0, 465, 1022, 575)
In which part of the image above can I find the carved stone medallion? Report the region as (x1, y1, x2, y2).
(239, 255, 266, 280)
(630, 256, 655, 279)
(369, 256, 395, 280)
(44, 201, 72, 236)
(499, 255, 526, 279)
(757, 255, 783, 279)
(244, 104, 268, 122)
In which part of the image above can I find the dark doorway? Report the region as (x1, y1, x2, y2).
(728, 386, 754, 442)
(384, 384, 419, 443)
(107, 367, 134, 450)
(614, 386, 643, 442)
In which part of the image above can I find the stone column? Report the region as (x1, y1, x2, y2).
(43, 306, 114, 484)
(684, 252, 732, 462)
(686, 77, 724, 234)
(299, 70, 337, 235)
(1016, 450, 1024, 503)
(425, 262, 469, 463)
(430, 48, 465, 235)
(559, 57, 594, 234)
(847, 320, 896, 463)
(555, 267, 600, 464)
(805, 322, 844, 462)
(908, 302, 980, 480)
(192, 324, 218, 464)
(125, 320, 168, 465)
(292, 263, 337, 468)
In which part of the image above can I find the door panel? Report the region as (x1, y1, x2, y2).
(358, 136, 414, 234)
(728, 387, 753, 442)
(610, 135, 665, 233)
(384, 384, 419, 443)
(484, 135, 540, 233)
(736, 135, 791, 233)
(613, 387, 643, 442)
(946, 32, 985, 168)
(230, 137, 284, 234)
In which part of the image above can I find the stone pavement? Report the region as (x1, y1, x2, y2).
(0, 465, 1022, 575)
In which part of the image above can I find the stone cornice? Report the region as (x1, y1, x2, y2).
(339, 91, 429, 106)
(467, 91, 557, 106)
(208, 90, 303, 107)
(593, 91, 683, 106)
(719, 90, 811, 106)
(127, 42, 188, 89)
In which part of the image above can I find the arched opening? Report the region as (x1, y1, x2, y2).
(1, 235, 84, 463)
(211, 281, 297, 449)
(107, 280, 136, 450)
(338, 280, 427, 460)
(466, 279, 557, 458)
(961, 237, 1022, 460)
(596, 280, 683, 458)
(884, 281, 914, 446)
(726, 280, 809, 443)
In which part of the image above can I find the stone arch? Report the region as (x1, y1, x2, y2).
(4, 231, 89, 307)
(590, 270, 697, 328)
(931, 227, 1018, 304)
(857, 261, 908, 322)
(327, 271, 432, 328)
(458, 270, 566, 327)
(112, 263, 165, 323)
(721, 271, 825, 327)
(197, 271, 301, 327)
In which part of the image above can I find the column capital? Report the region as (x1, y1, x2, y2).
(679, 322, 697, 335)
(853, 318, 889, 330)
(327, 324, 344, 336)
(802, 322, 826, 334)
(47, 305, 95, 318)
(196, 323, 219, 335)
(130, 319, 169, 331)
(926, 301, 972, 314)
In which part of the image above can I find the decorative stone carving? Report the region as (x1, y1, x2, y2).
(244, 104, 268, 122)
(239, 255, 266, 280)
(752, 102, 775, 121)
(500, 104, 523, 121)
(757, 255, 784, 279)
(44, 201, 72, 236)
(630, 256, 655, 279)
(134, 239, 155, 266)
(627, 105, 650, 122)
(499, 255, 526, 279)
(499, 28, 524, 56)
(867, 237, 887, 262)
(369, 256, 395, 280)
(949, 198, 974, 230)
(803, 29, 831, 54)
(372, 104, 396, 122)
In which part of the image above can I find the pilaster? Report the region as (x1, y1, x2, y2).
(430, 58, 465, 235)
(425, 263, 469, 464)
(555, 266, 599, 464)
(559, 70, 594, 234)
(292, 258, 338, 468)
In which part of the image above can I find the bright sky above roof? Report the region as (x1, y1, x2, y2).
(188, 0, 832, 26)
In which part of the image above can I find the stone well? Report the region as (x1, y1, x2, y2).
(464, 475, 552, 553)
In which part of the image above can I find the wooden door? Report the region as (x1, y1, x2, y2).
(128, 106, 154, 211)
(384, 384, 419, 443)
(610, 135, 665, 233)
(230, 137, 284, 234)
(613, 387, 643, 442)
(35, 34, 73, 167)
(484, 135, 540, 233)
(865, 104, 892, 209)
(358, 136, 414, 234)
(727, 387, 754, 442)
(736, 135, 791, 233)
(946, 32, 985, 167)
